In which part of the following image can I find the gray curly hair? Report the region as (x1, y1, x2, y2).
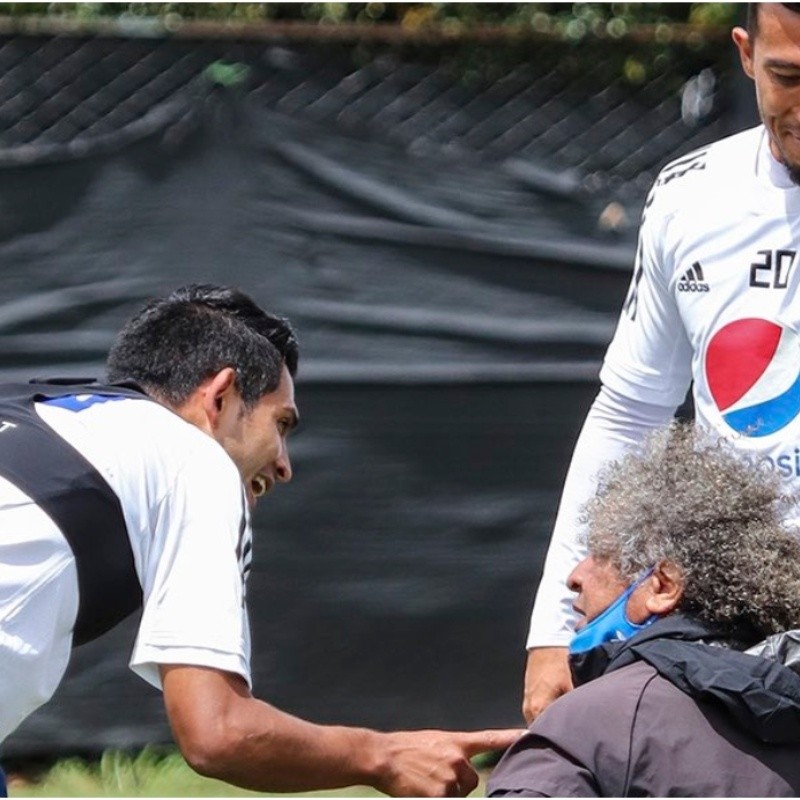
(584, 423, 800, 637)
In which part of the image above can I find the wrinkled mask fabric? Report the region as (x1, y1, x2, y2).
(569, 567, 657, 655)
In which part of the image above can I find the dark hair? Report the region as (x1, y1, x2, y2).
(107, 284, 298, 408)
(747, 3, 800, 39)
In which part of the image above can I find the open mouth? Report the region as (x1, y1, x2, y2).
(251, 474, 271, 499)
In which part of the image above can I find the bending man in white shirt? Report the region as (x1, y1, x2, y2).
(0, 283, 520, 797)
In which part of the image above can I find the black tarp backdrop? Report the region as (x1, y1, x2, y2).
(0, 34, 756, 755)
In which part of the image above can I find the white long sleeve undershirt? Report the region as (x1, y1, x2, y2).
(525, 383, 678, 649)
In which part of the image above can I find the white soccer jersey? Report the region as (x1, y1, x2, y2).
(605, 125, 800, 456)
(529, 125, 800, 647)
(0, 394, 252, 742)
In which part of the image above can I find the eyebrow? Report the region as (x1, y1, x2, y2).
(285, 407, 300, 431)
(764, 59, 800, 71)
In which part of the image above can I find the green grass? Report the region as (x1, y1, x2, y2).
(8, 748, 384, 798)
(9, 748, 492, 797)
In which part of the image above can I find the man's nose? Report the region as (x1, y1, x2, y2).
(276, 447, 292, 483)
(566, 574, 578, 592)
(566, 564, 582, 592)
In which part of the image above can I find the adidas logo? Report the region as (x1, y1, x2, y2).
(677, 261, 710, 293)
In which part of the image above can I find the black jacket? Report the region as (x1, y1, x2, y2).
(570, 613, 800, 744)
(488, 614, 800, 796)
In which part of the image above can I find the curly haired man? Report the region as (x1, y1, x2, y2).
(493, 424, 800, 796)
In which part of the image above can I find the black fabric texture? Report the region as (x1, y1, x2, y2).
(571, 613, 800, 744)
(0, 379, 145, 645)
(0, 87, 637, 755)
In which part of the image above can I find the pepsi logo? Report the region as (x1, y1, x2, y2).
(705, 318, 800, 437)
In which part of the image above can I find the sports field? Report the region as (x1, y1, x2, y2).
(9, 748, 489, 797)
(9, 749, 379, 797)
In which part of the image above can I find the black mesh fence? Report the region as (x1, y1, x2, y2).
(0, 19, 760, 757)
(0, 21, 744, 200)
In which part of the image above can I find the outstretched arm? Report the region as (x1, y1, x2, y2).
(523, 166, 695, 723)
(162, 664, 523, 797)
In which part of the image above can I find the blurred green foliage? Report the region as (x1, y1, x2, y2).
(0, 3, 741, 34)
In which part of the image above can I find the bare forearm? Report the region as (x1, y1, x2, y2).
(162, 665, 522, 797)
(189, 696, 384, 792)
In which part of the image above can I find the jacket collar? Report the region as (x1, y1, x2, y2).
(570, 613, 800, 744)
(569, 612, 744, 686)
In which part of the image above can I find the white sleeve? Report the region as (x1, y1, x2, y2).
(526, 385, 677, 647)
(129, 447, 253, 689)
(600, 181, 693, 405)
(526, 178, 695, 649)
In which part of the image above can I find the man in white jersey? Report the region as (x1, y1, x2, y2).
(523, 1, 800, 722)
(0, 284, 519, 797)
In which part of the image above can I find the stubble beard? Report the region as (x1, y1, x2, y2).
(772, 133, 800, 185)
(785, 162, 800, 186)
(781, 153, 800, 185)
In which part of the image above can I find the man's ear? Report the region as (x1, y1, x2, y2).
(202, 367, 238, 428)
(732, 26, 755, 80)
(644, 562, 684, 616)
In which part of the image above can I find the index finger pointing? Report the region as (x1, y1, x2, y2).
(456, 728, 526, 758)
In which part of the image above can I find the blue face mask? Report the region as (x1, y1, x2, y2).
(569, 567, 657, 655)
